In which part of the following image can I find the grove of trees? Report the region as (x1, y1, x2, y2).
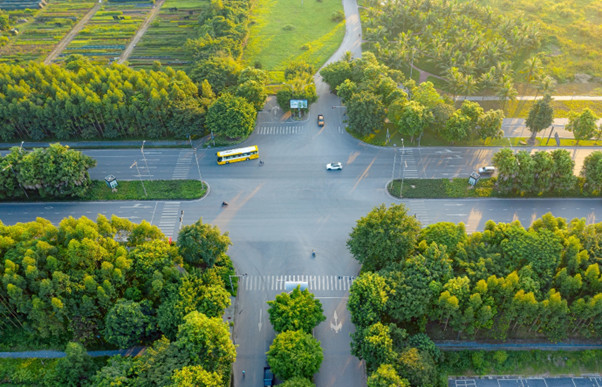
(0, 215, 237, 385)
(491, 148, 602, 196)
(320, 54, 504, 144)
(0, 144, 96, 199)
(347, 204, 602, 384)
(362, 0, 542, 97)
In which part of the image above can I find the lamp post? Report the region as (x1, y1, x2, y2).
(228, 273, 248, 294)
(141, 140, 152, 181)
(400, 138, 405, 199)
(130, 161, 147, 197)
(189, 135, 202, 182)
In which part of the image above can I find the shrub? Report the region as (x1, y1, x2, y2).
(331, 10, 344, 22)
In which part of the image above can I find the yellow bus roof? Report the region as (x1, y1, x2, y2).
(217, 145, 258, 157)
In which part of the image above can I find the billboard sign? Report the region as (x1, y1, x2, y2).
(290, 99, 308, 109)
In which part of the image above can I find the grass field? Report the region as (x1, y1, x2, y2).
(0, 0, 96, 63)
(61, 1, 153, 64)
(129, 0, 207, 69)
(243, 0, 345, 82)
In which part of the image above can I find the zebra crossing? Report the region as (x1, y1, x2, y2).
(255, 126, 303, 135)
(171, 150, 193, 179)
(240, 274, 355, 292)
(157, 202, 180, 239)
(400, 148, 419, 179)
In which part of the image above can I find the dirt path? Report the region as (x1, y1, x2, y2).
(43, 2, 102, 65)
(412, 63, 445, 84)
(117, 0, 165, 64)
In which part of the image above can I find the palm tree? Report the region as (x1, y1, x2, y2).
(495, 76, 517, 111)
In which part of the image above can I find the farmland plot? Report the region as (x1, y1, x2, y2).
(61, 1, 153, 64)
(128, 0, 207, 70)
(0, 0, 96, 63)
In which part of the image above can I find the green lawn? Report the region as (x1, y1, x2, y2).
(243, 0, 345, 80)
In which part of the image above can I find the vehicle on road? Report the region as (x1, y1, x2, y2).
(317, 114, 325, 127)
(217, 145, 259, 165)
(478, 166, 495, 175)
(326, 162, 343, 170)
(263, 366, 274, 386)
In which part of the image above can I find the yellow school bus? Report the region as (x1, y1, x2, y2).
(216, 145, 259, 165)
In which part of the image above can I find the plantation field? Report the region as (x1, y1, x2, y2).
(129, 0, 207, 69)
(0, 0, 96, 63)
(474, 0, 602, 82)
(244, 0, 345, 82)
(61, 1, 154, 64)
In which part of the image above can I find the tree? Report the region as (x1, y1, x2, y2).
(581, 151, 602, 194)
(347, 203, 421, 271)
(135, 336, 191, 386)
(397, 101, 431, 142)
(492, 148, 519, 193)
(550, 149, 576, 192)
(175, 311, 236, 374)
(0, 10, 9, 32)
(91, 355, 135, 387)
(267, 286, 325, 333)
(348, 272, 390, 328)
(525, 94, 553, 142)
(104, 299, 152, 348)
(236, 80, 267, 111)
(336, 79, 358, 103)
(532, 151, 554, 194)
(53, 342, 95, 387)
(442, 108, 472, 143)
(206, 93, 256, 139)
(367, 364, 410, 387)
(177, 218, 232, 267)
(267, 330, 323, 380)
(171, 365, 223, 387)
(397, 347, 437, 387)
(566, 108, 599, 144)
(476, 109, 504, 140)
(346, 91, 386, 136)
(351, 322, 396, 372)
(188, 56, 241, 94)
(420, 222, 467, 257)
(320, 60, 353, 92)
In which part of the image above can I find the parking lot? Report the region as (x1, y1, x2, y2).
(449, 376, 602, 387)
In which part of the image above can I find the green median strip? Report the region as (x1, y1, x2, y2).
(388, 178, 590, 199)
(0, 180, 207, 202)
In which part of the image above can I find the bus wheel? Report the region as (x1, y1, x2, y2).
(246, 158, 250, 161)
(226, 161, 229, 164)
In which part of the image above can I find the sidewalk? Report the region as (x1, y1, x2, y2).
(0, 346, 145, 359)
(0, 139, 199, 150)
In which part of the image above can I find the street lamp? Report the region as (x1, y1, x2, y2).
(189, 135, 202, 182)
(400, 138, 405, 199)
(141, 140, 152, 181)
(228, 273, 248, 294)
(130, 161, 147, 197)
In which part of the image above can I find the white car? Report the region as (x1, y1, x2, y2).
(326, 162, 343, 170)
(478, 166, 495, 175)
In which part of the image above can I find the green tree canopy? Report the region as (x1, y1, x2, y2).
(170, 365, 223, 387)
(346, 90, 386, 136)
(581, 151, 602, 194)
(175, 311, 236, 374)
(206, 93, 256, 139)
(104, 299, 153, 349)
(267, 330, 323, 380)
(177, 218, 232, 267)
(367, 364, 410, 387)
(351, 322, 397, 372)
(267, 286, 326, 333)
(566, 108, 599, 144)
(347, 203, 421, 271)
(53, 342, 95, 387)
(348, 272, 390, 328)
(280, 377, 316, 387)
(525, 94, 554, 141)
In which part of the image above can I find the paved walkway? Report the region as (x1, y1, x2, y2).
(502, 117, 602, 139)
(436, 341, 602, 351)
(459, 95, 602, 101)
(0, 346, 145, 358)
